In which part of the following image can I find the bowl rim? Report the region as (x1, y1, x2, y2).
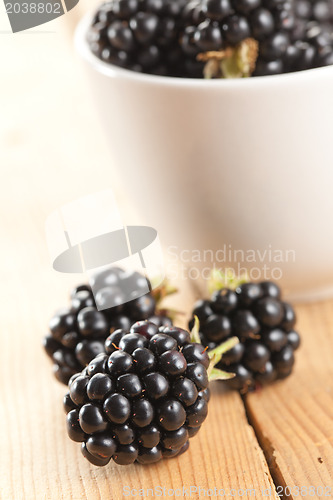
(75, 11, 333, 88)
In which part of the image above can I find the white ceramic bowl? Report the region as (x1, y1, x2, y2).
(75, 13, 333, 301)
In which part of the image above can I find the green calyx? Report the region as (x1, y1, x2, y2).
(208, 367, 236, 381)
(190, 315, 201, 344)
(208, 268, 249, 295)
(207, 337, 239, 380)
(190, 316, 239, 381)
(151, 278, 178, 305)
(208, 336, 240, 364)
(150, 278, 182, 322)
(198, 38, 259, 79)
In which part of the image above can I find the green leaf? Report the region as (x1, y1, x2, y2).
(221, 52, 243, 79)
(207, 337, 239, 377)
(208, 269, 248, 295)
(157, 307, 184, 323)
(221, 38, 259, 79)
(151, 278, 178, 305)
(208, 336, 239, 364)
(203, 58, 221, 79)
(190, 315, 201, 344)
(209, 367, 235, 381)
(200, 38, 259, 80)
(207, 353, 218, 377)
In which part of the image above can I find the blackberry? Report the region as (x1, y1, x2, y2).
(43, 268, 173, 385)
(88, 0, 188, 76)
(295, 0, 333, 27)
(300, 22, 333, 69)
(63, 321, 229, 466)
(180, 0, 298, 77)
(185, 0, 333, 76)
(87, 0, 333, 78)
(290, 1, 333, 70)
(189, 279, 301, 393)
(88, 0, 333, 79)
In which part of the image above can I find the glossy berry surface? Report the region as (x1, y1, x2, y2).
(64, 322, 209, 466)
(43, 267, 172, 384)
(88, 0, 188, 76)
(189, 280, 300, 392)
(87, 0, 333, 78)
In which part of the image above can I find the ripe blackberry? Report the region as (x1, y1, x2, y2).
(87, 0, 333, 79)
(295, 0, 333, 35)
(288, 20, 333, 71)
(88, 0, 188, 76)
(189, 279, 301, 393)
(63, 321, 233, 466)
(43, 268, 173, 385)
(289, 1, 333, 70)
(180, 0, 298, 77)
(184, 0, 333, 76)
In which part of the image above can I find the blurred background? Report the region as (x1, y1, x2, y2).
(0, 0, 142, 300)
(0, 4, 157, 494)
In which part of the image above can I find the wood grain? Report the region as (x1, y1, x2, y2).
(1, 5, 332, 499)
(0, 25, 277, 497)
(0, 233, 277, 499)
(245, 301, 333, 498)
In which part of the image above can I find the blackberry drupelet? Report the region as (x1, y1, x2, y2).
(43, 268, 172, 385)
(294, 0, 333, 37)
(63, 322, 212, 466)
(189, 280, 301, 393)
(285, 0, 333, 71)
(88, 0, 188, 76)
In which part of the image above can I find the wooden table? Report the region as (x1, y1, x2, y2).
(1, 3, 333, 498)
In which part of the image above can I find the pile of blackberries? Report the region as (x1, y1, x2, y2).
(43, 268, 171, 385)
(87, 0, 333, 77)
(295, 0, 333, 31)
(189, 281, 301, 392)
(88, 0, 188, 76)
(181, 0, 299, 76)
(44, 273, 302, 468)
(64, 321, 210, 466)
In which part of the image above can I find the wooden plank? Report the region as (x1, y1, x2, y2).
(245, 300, 333, 498)
(1, 6, 332, 498)
(0, 27, 278, 491)
(0, 239, 277, 498)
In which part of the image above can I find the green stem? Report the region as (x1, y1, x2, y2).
(151, 279, 178, 305)
(190, 316, 239, 381)
(209, 368, 236, 381)
(190, 315, 201, 344)
(207, 336, 239, 380)
(208, 336, 239, 363)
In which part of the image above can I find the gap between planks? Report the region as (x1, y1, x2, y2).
(185, 275, 282, 499)
(244, 300, 333, 500)
(188, 278, 333, 499)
